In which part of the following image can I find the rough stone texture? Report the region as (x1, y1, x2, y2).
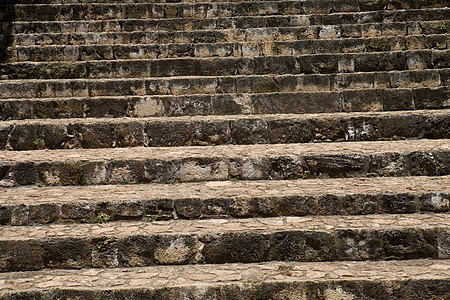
(0, 260, 449, 299)
(0, 0, 449, 297)
(0, 139, 448, 186)
(0, 213, 448, 271)
(0, 110, 449, 149)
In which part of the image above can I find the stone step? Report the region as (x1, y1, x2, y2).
(0, 213, 448, 271)
(0, 176, 448, 225)
(8, 34, 449, 62)
(1, 87, 448, 120)
(11, 20, 449, 48)
(1, 110, 449, 150)
(1, 49, 449, 80)
(0, 139, 448, 186)
(10, 8, 449, 35)
(0, 69, 447, 100)
(1, 259, 449, 299)
(9, 0, 448, 22)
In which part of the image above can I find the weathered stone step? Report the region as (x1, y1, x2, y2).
(11, 20, 449, 48)
(0, 213, 448, 271)
(10, 0, 448, 22)
(9, 34, 449, 62)
(10, 8, 449, 35)
(1, 49, 449, 80)
(1, 87, 448, 120)
(1, 110, 449, 150)
(0, 69, 447, 100)
(0, 176, 448, 225)
(0, 139, 448, 186)
(1, 259, 449, 299)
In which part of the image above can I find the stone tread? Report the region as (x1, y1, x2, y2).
(9, 0, 448, 23)
(1, 139, 448, 162)
(1, 176, 448, 206)
(0, 176, 448, 225)
(1, 110, 449, 150)
(2, 213, 448, 239)
(8, 34, 450, 63)
(0, 214, 447, 271)
(1, 49, 449, 80)
(1, 69, 448, 99)
(0, 260, 448, 299)
(10, 21, 450, 47)
(0, 139, 449, 186)
(8, 8, 450, 35)
(1, 87, 448, 120)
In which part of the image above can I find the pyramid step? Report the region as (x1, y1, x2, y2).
(0, 69, 447, 100)
(1, 110, 449, 150)
(1, 49, 449, 80)
(10, 0, 448, 22)
(0, 213, 448, 271)
(10, 8, 449, 35)
(0, 139, 448, 186)
(11, 20, 449, 48)
(0, 176, 448, 225)
(1, 87, 448, 120)
(8, 34, 449, 62)
(0, 259, 449, 299)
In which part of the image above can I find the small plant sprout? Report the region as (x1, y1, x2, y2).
(312, 68, 321, 74)
(439, 24, 447, 32)
(36, 182, 44, 187)
(33, 133, 45, 146)
(277, 265, 294, 276)
(146, 215, 158, 222)
(91, 213, 111, 224)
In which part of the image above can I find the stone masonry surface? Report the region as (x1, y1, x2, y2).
(0, 0, 449, 297)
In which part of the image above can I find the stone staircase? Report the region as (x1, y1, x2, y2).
(0, 0, 449, 298)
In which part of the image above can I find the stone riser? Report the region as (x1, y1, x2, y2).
(12, 21, 449, 48)
(1, 190, 448, 226)
(0, 70, 448, 99)
(10, 0, 448, 22)
(0, 213, 448, 271)
(2, 278, 449, 300)
(1, 110, 449, 150)
(1, 176, 448, 224)
(1, 87, 448, 120)
(0, 140, 448, 186)
(8, 34, 449, 63)
(1, 50, 449, 80)
(10, 9, 449, 35)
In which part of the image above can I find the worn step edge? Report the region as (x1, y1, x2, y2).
(10, 0, 448, 22)
(1, 69, 448, 100)
(0, 213, 448, 271)
(9, 8, 450, 35)
(0, 176, 448, 225)
(8, 34, 450, 63)
(1, 49, 449, 80)
(0, 259, 449, 299)
(0, 139, 448, 186)
(1, 87, 448, 120)
(1, 110, 449, 150)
